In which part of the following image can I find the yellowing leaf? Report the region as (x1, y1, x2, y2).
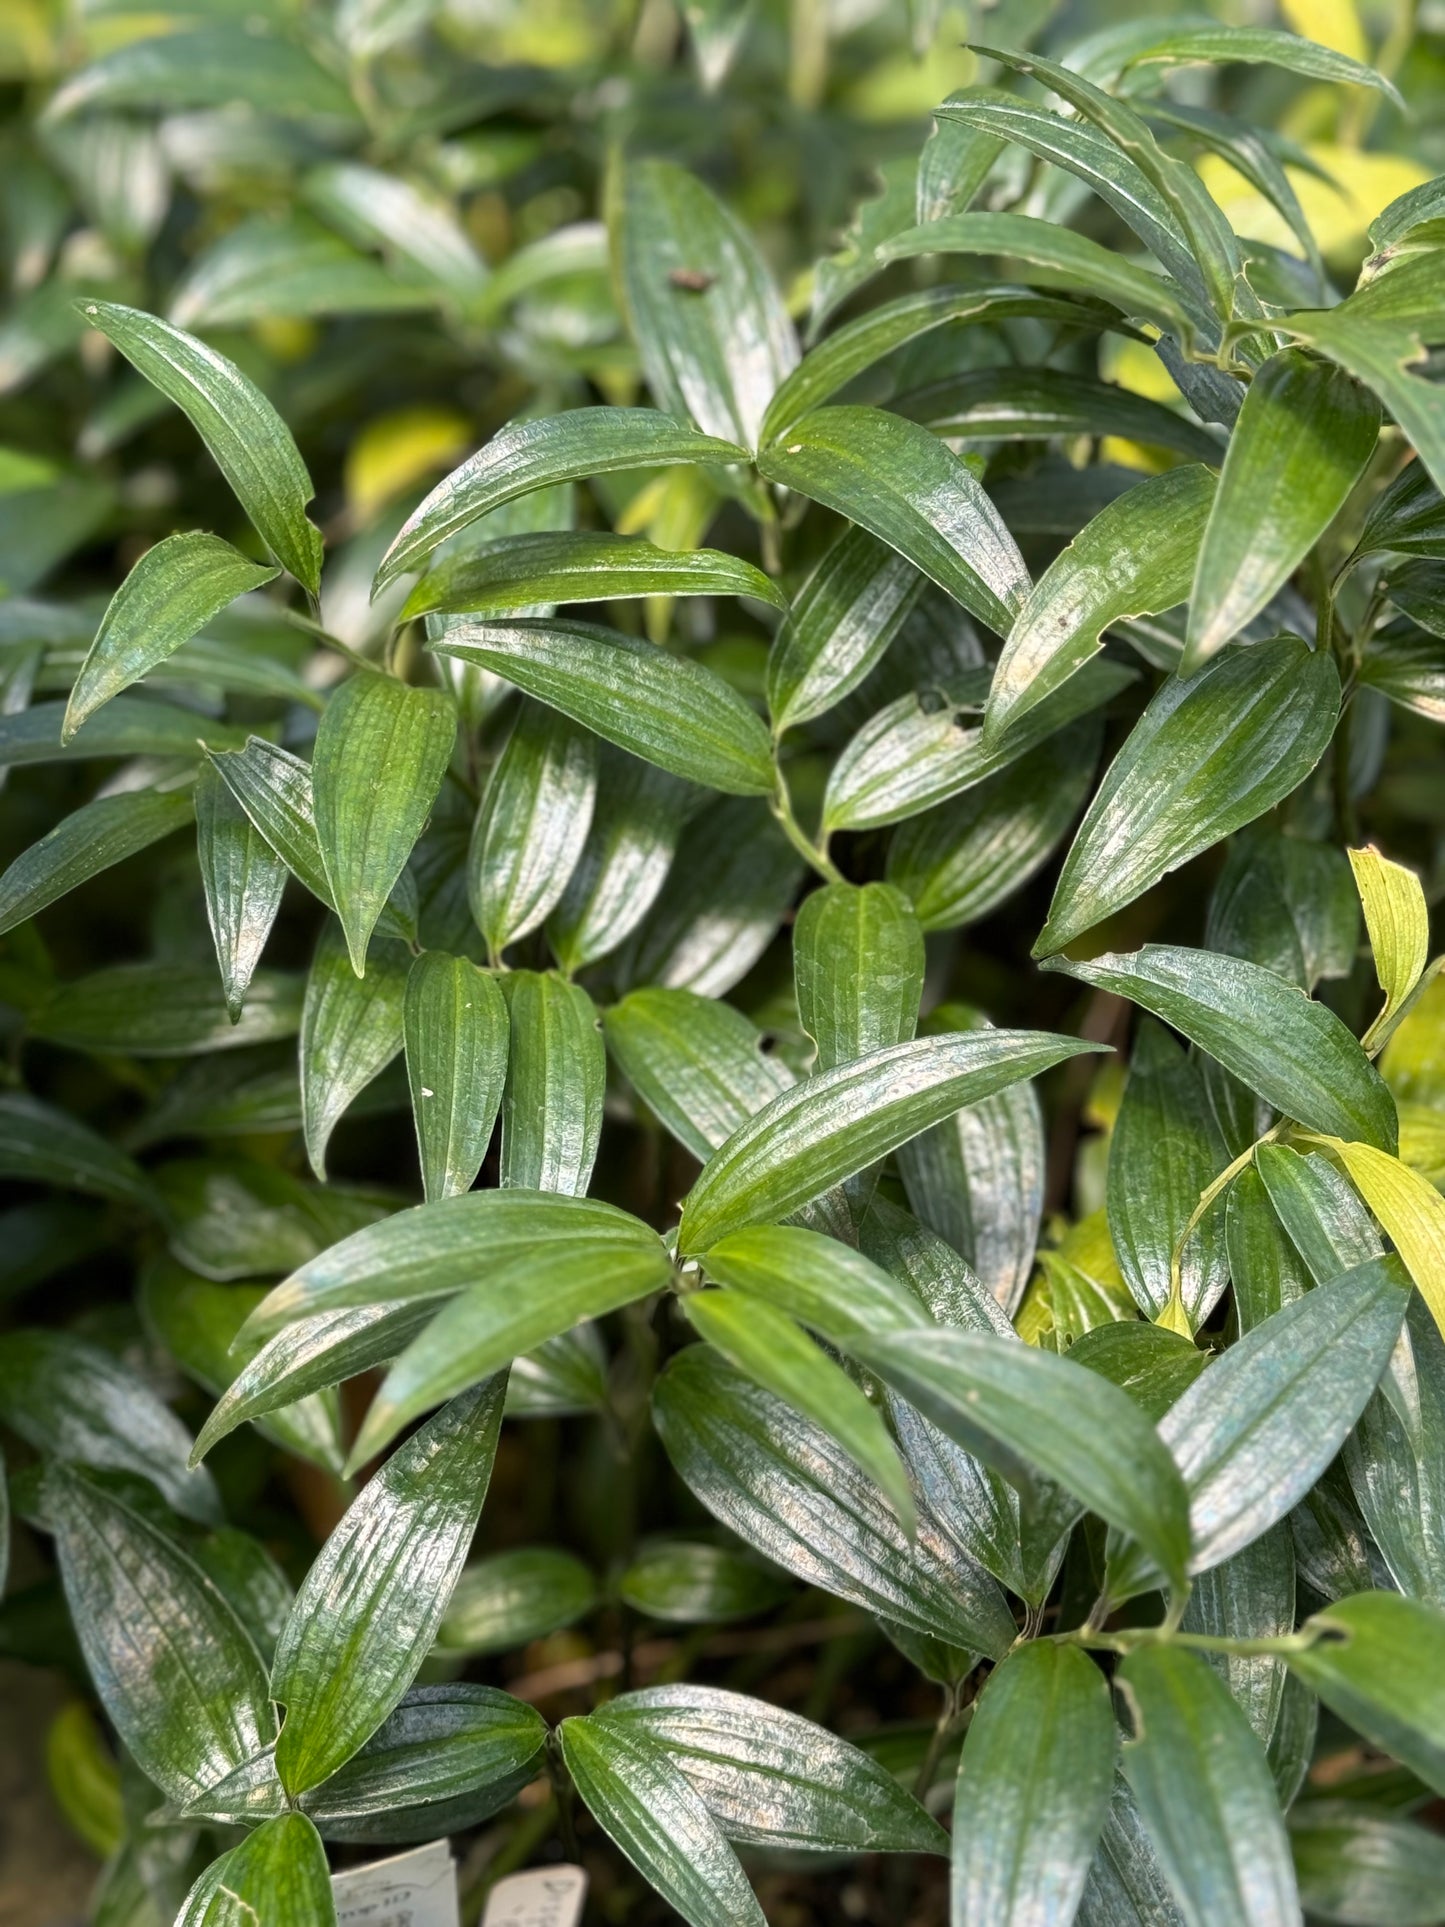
(1196, 147, 1431, 259)
(1307, 1134, 1445, 1337)
(345, 408, 473, 523)
(1399, 1103, 1445, 1188)
(1382, 974, 1445, 1105)
(1350, 844, 1431, 1050)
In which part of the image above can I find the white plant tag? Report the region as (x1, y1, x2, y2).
(481, 1864, 588, 1927)
(331, 1838, 460, 1927)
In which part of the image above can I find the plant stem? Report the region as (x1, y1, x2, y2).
(546, 1735, 582, 1861)
(1061, 1623, 1329, 1660)
(912, 1684, 961, 1801)
(771, 767, 843, 884)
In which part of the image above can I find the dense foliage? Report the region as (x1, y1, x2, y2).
(4, 0, 1445, 1921)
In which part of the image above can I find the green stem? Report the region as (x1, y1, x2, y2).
(771, 766, 843, 884)
(1161, 1124, 1283, 1330)
(1061, 1623, 1329, 1660)
(912, 1683, 960, 1801)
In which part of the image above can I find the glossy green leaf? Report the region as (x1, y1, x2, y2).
(1354, 460, 1445, 564)
(618, 1540, 790, 1624)
(1068, 1322, 1210, 1424)
(436, 1548, 597, 1655)
(1119, 25, 1403, 105)
(1186, 350, 1379, 671)
(678, 1027, 1102, 1252)
(33, 960, 302, 1056)
(47, 1464, 274, 1807)
(757, 406, 1028, 637)
(76, 301, 323, 592)
(546, 749, 685, 972)
(1303, 1136, 1445, 1339)
(699, 1223, 931, 1345)
(1290, 1800, 1445, 1925)
(1207, 828, 1359, 994)
(987, 466, 1215, 740)
(1345, 1292, 1445, 1607)
(560, 1716, 766, 1927)
(0, 696, 245, 767)
(1120, 1644, 1299, 1927)
(403, 951, 508, 1202)
(176, 1813, 334, 1927)
(1042, 946, 1398, 1153)
(766, 526, 924, 734)
(0, 1089, 151, 1209)
(1181, 1525, 1295, 1748)
(593, 1684, 945, 1853)
(951, 1640, 1115, 1927)
(793, 881, 923, 1071)
(1255, 1143, 1383, 1284)
(194, 761, 286, 1023)
(1225, 1163, 1312, 1333)
(900, 369, 1221, 461)
(1040, 637, 1338, 954)
(604, 986, 793, 1159)
(1078, 1774, 1188, 1927)
(300, 920, 408, 1180)
(1289, 1591, 1445, 1795)
(471, 703, 596, 959)
(432, 618, 774, 797)
(0, 781, 194, 940)
(375, 410, 747, 594)
(155, 1157, 390, 1283)
(270, 1377, 505, 1794)
(497, 970, 606, 1194)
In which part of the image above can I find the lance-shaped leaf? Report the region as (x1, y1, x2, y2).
(1078, 1774, 1187, 1927)
(498, 970, 606, 1195)
(0, 781, 195, 938)
(300, 921, 408, 1179)
(619, 1541, 788, 1625)
(62, 533, 277, 741)
(0, 1092, 154, 1209)
(403, 530, 785, 620)
(76, 301, 323, 591)
(0, 1328, 219, 1523)
(242, 1190, 655, 1337)
(794, 881, 923, 1070)
(652, 1346, 1016, 1655)
(177, 1812, 334, 1927)
(611, 156, 797, 452)
(33, 960, 303, 1056)
(0, 696, 246, 767)
(592, 1685, 945, 1854)
(699, 1223, 932, 1346)
(376, 410, 747, 595)
(431, 619, 774, 796)
(1185, 350, 1379, 671)
(1039, 636, 1338, 954)
(270, 1377, 505, 1794)
(1120, 1645, 1300, 1927)
(1350, 845, 1431, 1051)
(1181, 1526, 1295, 1748)
(1117, 24, 1404, 104)
(951, 1641, 1115, 1927)
(437, 1551, 597, 1657)
(470, 704, 596, 959)
(1302, 1137, 1445, 1338)
(986, 465, 1215, 740)
(560, 1717, 766, 1927)
(347, 1238, 669, 1465)
(1354, 459, 1445, 564)
(48, 21, 362, 121)
(757, 407, 1029, 636)
(1289, 1591, 1445, 1796)
(195, 762, 286, 1022)
(403, 952, 508, 1202)
(1207, 827, 1358, 994)
(853, 1328, 1192, 1593)
(47, 1464, 275, 1807)
(546, 750, 684, 972)
(881, 212, 1197, 340)
(767, 526, 924, 734)
(1290, 1801, 1445, 1926)
(684, 1288, 916, 1530)
(677, 1028, 1103, 1252)
(1041, 947, 1397, 1153)
(312, 672, 455, 975)
(1255, 1143, 1382, 1283)
(604, 987, 793, 1159)
(1225, 1163, 1311, 1334)
(899, 369, 1221, 461)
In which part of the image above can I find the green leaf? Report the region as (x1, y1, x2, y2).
(1349, 845, 1432, 1051)
(951, 1641, 1116, 1927)
(47, 1464, 275, 1807)
(1119, 24, 1404, 106)
(611, 157, 797, 452)
(313, 672, 456, 976)
(900, 370, 1222, 462)
(0, 1328, 219, 1522)
(1226, 1163, 1312, 1333)
(794, 881, 923, 1070)
(76, 301, 323, 592)
(1255, 1144, 1383, 1283)
(1120, 1645, 1299, 1927)
(560, 1716, 766, 1927)
(699, 1223, 932, 1345)
(1354, 459, 1445, 564)
(177, 1813, 335, 1927)
(403, 530, 786, 620)
(0, 782, 194, 940)
(436, 1549, 597, 1656)
(1289, 1591, 1445, 1794)
(431, 618, 775, 797)
(1181, 1526, 1295, 1748)
(619, 1540, 789, 1624)
(1303, 1136, 1445, 1340)
(270, 1377, 505, 1794)
(823, 658, 1133, 834)
(375, 409, 748, 595)
(881, 212, 1197, 341)
(885, 718, 1100, 932)
(1207, 828, 1359, 994)
(348, 1237, 669, 1464)
(304, 159, 487, 300)
(403, 952, 508, 1202)
(195, 761, 287, 1023)
(32, 959, 302, 1057)
(243, 1190, 657, 1336)
(679, 1027, 1100, 1252)
(986, 466, 1216, 739)
(1078, 1774, 1188, 1927)
(757, 407, 1029, 637)
(1039, 636, 1339, 954)
(652, 1346, 1016, 1654)
(766, 526, 924, 734)
(1345, 1292, 1445, 1606)
(684, 1288, 916, 1531)
(1069, 1322, 1211, 1424)
(604, 986, 793, 1160)
(498, 970, 606, 1194)
(155, 1157, 390, 1283)
(546, 750, 685, 972)
(1041, 946, 1398, 1152)
(471, 703, 597, 959)
(0, 1088, 153, 1209)
(1107, 1019, 1231, 1326)
(854, 1327, 1192, 1593)
(0, 696, 246, 768)
(300, 921, 408, 1180)
(1291, 1800, 1445, 1925)
(1186, 350, 1379, 671)
(62, 534, 277, 741)
(48, 23, 362, 123)
(592, 1684, 946, 1853)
